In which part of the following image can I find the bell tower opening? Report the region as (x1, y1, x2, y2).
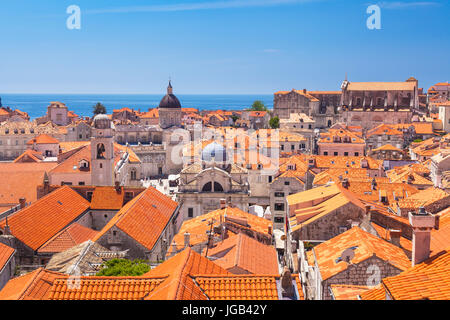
(97, 143, 106, 159)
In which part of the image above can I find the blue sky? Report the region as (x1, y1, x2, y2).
(0, 0, 448, 94)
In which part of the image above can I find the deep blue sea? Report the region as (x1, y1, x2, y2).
(0, 94, 274, 120)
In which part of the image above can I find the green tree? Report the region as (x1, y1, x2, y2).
(95, 259, 151, 276)
(93, 102, 107, 115)
(269, 116, 280, 129)
(249, 100, 268, 111)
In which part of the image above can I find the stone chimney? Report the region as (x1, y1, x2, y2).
(389, 229, 402, 247)
(19, 198, 26, 209)
(3, 216, 11, 236)
(184, 232, 190, 248)
(220, 199, 227, 209)
(408, 207, 439, 266)
(115, 181, 121, 192)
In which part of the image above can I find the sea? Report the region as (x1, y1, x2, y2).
(0, 94, 274, 120)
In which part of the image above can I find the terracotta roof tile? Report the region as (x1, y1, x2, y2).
(0, 186, 90, 251)
(26, 134, 59, 145)
(38, 223, 98, 254)
(310, 227, 411, 280)
(144, 248, 230, 300)
(330, 284, 371, 300)
(89, 186, 125, 210)
(0, 243, 15, 273)
(93, 187, 178, 251)
(0, 268, 67, 300)
(48, 276, 166, 300)
(0, 162, 57, 206)
(168, 207, 272, 255)
(205, 233, 279, 274)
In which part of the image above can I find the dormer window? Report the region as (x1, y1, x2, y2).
(79, 159, 89, 169)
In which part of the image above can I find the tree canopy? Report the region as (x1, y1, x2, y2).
(93, 102, 107, 115)
(95, 259, 151, 277)
(269, 116, 280, 129)
(249, 100, 268, 111)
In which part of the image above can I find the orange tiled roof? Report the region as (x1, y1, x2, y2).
(26, 134, 59, 145)
(308, 227, 411, 280)
(358, 285, 386, 300)
(0, 243, 15, 273)
(37, 223, 98, 254)
(371, 144, 403, 152)
(0, 162, 58, 206)
(0, 268, 67, 300)
(318, 128, 365, 144)
(395, 187, 449, 211)
(13, 149, 44, 163)
(48, 276, 167, 300)
(93, 186, 178, 251)
(168, 207, 272, 255)
(89, 186, 125, 210)
(195, 275, 280, 300)
(0, 186, 91, 251)
(205, 233, 279, 275)
(330, 284, 370, 300)
(379, 250, 450, 300)
(144, 248, 230, 300)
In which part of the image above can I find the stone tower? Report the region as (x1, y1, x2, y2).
(91, 114, 115, 186)
(158, 81, 182, 129)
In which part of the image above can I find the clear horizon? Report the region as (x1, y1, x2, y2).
(1, 1, 449, 94)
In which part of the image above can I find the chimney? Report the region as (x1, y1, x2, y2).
(3, 216, 11, 236)
(115, 181, 121, 192)
(268, 225, 272, 235)
(302, 89, 307, 94)
(171, 242, 177, 256)
(220, 199, 227, 209)
(184, 232, 191, 248)
(19, 198, 26, 209)
(408, 207, 439, 266)
(389, 229, 402, 247)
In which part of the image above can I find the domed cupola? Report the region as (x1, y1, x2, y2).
(158, 81, 182, 109)
(201, 142, 228, 162)
(93, 114, 111, 129)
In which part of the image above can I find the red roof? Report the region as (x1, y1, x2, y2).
(26, 134, 59, 145)
(93, 187, 178, 251)
(0, 186, 91, 251)
(38, 223, 98, 254)
(0, 243, 15, 273)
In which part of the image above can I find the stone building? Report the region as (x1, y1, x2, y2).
(317, 128, 366, 157)
(0, 121, 64, 161)
(158, 81, 182, 129)
(46, 102, 70, 126)
(298, 227, 411, 300)
(177, 142, 250, 221)
(339, 78, 419, 131)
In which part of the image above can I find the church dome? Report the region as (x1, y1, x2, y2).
(93, 114, 111, 129)
(201, 142, 228, 162)
(158, 81, 181, 109)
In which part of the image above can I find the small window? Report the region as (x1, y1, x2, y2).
(268, 176, 273, 183)
(354, 152, 359, 156)
(344, 152, 349, 156)
(78, 182, 85, 186)
(274, 217, 284, 223)
(86, 192, 93, 201)
(274, 203, 285, 211)
(275, 192, 285, 197)
(324, 152, 328, 156)
(188, 208, 194, 218)
(334, 152, 338, 156)
(284, 181, 290, 186)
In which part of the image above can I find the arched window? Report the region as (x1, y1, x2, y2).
(202, 182, 212, 192)
(214, 182, 224, 192)
(97, 143, 106, 159)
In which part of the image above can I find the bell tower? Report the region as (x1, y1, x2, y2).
(91, 114, 115, 186)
